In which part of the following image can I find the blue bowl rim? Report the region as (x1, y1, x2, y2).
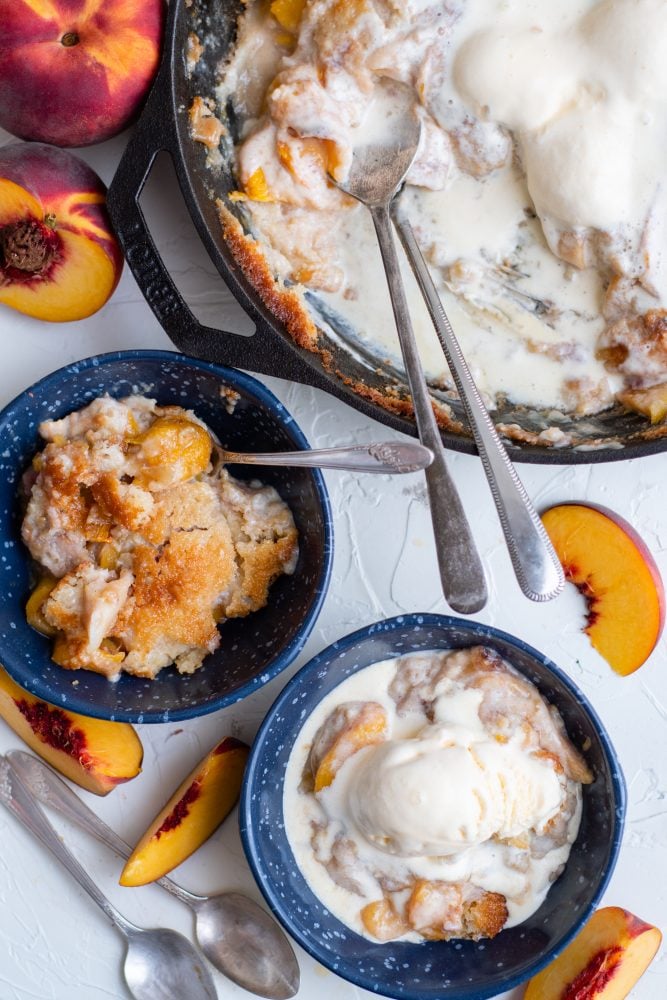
(0, 348, 334, 723)
(240, 612, 627, 1000)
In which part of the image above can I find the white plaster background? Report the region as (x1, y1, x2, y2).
(0, 127, 665, 1000)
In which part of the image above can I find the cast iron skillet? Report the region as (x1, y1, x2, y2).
(107, 0, 667, 464)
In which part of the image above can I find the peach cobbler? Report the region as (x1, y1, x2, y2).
(21, 396, 298, 680)
(215, 0, 667, 421)
(284, 647, 593, 942)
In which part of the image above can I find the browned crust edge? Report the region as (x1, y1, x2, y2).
(215, 202, 667, 451)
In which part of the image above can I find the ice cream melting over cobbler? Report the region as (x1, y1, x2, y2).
(220, 0, 667, 419)
(21, 396, 298, 680)
(284, 647, 593, 942)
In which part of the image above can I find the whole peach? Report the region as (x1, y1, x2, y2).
(0, 141, 123, 321)
(0, 0, 164, 147)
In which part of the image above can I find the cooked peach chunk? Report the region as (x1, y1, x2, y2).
(361, 897, 408, 941)
(25, 576, 58, 637)
(406, 880, 508, 941)
(542, 503, 665, 676)
(133, 416, 212, 489)
(524, 906, 662, 999)
(120, 736, 249, 886)
(308, 701, 388, 791)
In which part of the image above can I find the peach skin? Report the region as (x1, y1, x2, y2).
(524, 906, 662, 999)
(0, 142, 123, 321)
(120, 736, 250, 886)
(542, 503, 665, 676)
(0, 0, 164, 147)
(0, 665, 142, 794)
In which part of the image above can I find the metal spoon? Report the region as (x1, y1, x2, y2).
(332, 82, 487, 614)
(393, 216, 565, 602)
(7, 750, 299, 1000)
(0, 756, 217, 1000)
(216, 440, 433, 473)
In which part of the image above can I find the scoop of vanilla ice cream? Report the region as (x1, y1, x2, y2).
(347, 725, 563, 857)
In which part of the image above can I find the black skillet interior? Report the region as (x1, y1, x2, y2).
(107, 0, 667, 465)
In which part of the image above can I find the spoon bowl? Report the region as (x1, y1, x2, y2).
(195, 892, 299, 999)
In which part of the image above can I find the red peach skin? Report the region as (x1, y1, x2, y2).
(542, 503, 665, 676)
(0, 0, 164, 147)
(0, 666, 142, 795)
(0, 142, 123, 321)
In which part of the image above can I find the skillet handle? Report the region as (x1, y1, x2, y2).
(108, 137, 277, 373)
(106, 0, 305, 377)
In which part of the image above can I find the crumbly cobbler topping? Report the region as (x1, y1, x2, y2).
(22, 396, 298, 680)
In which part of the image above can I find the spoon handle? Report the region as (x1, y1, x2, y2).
(370, 204, 487, 614)
(219, 441, 433, 473)
(394, 217, 565, 602)
(6, 751, 200, 907)
(0, 756, 135, 936)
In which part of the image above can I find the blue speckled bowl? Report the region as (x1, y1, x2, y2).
(0, 350, 333, 723)
(241, 614, 626, 1000)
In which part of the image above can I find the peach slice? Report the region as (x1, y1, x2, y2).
(120, 736, 249, 886)
(0, 666, 142, 795)
(524, 906, 662, 999)
(542, 503, 665, 676)
(0, 142, 123, 321)
(310, 701, 388, 792)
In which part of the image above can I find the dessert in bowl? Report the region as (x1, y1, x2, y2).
(241, 615, 625, 999)
(0, 351, 333, 722)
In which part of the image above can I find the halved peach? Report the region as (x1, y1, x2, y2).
(310, 702, 388, 792)
(542, 503, 665, 675)
(120, 736, 249, 886)
(524, 906, 662, 999)
(0, 666, 142, 795)
(0, 142, 123, 321)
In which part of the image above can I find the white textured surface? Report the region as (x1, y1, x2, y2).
(0, 127, 665, 1000)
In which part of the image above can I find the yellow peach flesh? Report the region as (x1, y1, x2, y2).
(120, 737, 249, 886)
(542, 504, 665, 676)
(0, 178, 42, 226)
(524, 906, 662, 999)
